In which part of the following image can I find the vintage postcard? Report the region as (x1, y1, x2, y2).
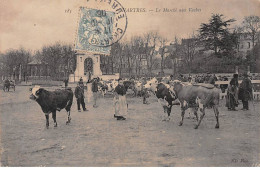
(0, 0, 259, 167)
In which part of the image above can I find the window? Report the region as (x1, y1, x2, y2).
(141, 60, 147, 66)
(248, 42, 250, 49)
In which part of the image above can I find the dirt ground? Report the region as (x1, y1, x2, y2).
(0, 86, 259, 167)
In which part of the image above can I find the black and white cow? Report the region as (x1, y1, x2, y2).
(30, 86, 73, 128)
(144, 78, 177, 121)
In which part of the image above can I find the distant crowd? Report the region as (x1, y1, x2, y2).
(176, 73, 260, 84)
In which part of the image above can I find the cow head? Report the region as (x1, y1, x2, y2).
(169, 80, 183, 94)
(135, 82, 143, 91)
(144, 78, 158, 93)
(30, 86, 43, 100)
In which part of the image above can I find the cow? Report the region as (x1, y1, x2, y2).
(155, 83, 178, 120)
(123, 80, 135, 91)
(134, 81, 145, 97)
(170, 80, 220, 129)
(98, 80, 109, 97)
(144, 78, 177, 121)
(30, 86, 73, 129)
(144, 77, 159, 94)
(106, 80, 118, 92)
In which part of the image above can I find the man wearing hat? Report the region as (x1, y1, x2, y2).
(75, 81, 88, 112)
(238, 73, 253, 110)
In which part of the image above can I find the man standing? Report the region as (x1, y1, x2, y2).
(239, 73, 253, 110)
(88, 72, 92, 83)
(75, 82, 88, 112)
(92, 77, 99, 108)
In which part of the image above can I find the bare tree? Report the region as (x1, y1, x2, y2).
(242, 15, 260, 47)
(0, 48, 31, 80)
(167, 36, 181, 76)
(158, 36, 168, 76)
(35, 42, 76, 80)
(143, 31, 159, 76)
(130, 35, 144, 77)
(179, 33, 200, 73)
(110, 42, 123, 75)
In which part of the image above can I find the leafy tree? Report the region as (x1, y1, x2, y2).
(219, 31, 238, 57)
(199, 14, 235, 55)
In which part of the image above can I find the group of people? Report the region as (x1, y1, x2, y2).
(226, 73, 253, 111)
(74, 77, 128, 120)
(176, 73, 218, 84)
(72, 71, 254, 121)
(74, 77, 99, 112)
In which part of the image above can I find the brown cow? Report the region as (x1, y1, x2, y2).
(170, 80, 220, 129)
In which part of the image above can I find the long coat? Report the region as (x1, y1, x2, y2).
(238, 78, 253, 101)
(74, 86, 85, 99)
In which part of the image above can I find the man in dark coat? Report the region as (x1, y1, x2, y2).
(75, 82, 88, 112)
(239, 73, 253, 110)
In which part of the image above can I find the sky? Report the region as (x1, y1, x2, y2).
(0, 0, 259, 53)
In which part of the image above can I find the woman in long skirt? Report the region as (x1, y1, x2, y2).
(114, 78, 128, 120)
(226, 74, 239, 111)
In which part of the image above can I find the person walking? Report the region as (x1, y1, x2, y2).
(239, 73, 253, 110)
(92, 77, 99, 108)
(226, 74, 239, 111)
(88, 72, 92, 83)
(113, 78, 128, 120)
(75, 82, 88, 112)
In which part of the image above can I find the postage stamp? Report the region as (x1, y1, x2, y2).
(75, 0, 127, 54)
(1, 0, 259, 167)
(75, 8, 115, 54)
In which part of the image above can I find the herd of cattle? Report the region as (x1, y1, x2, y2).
(29, 76, 221, 130)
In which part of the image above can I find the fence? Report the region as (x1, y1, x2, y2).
(216, 80, 260, 100)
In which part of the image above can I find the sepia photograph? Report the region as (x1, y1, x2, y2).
(0, 0, 259, 167)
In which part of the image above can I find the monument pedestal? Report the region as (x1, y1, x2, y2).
(69, 52, 102, 82)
